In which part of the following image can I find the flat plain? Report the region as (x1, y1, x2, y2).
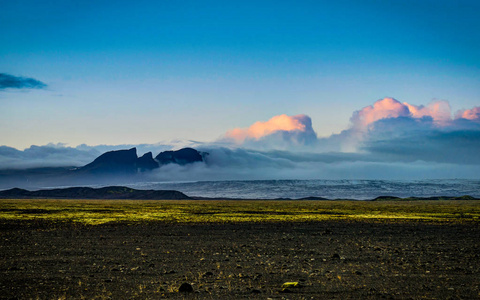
(1, 199, 479, 299)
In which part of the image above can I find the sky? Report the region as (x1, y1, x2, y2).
(1, 0, 480, 179)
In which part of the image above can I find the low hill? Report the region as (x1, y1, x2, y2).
(0, 186, 190, 200)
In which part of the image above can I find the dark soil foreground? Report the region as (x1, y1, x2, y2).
(0, 220, 479, 299)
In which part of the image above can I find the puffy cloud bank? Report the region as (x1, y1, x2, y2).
(144, 147, 480, 181)
(0, 144, 100, 169)
(351, 97, 480, 129)
(207, 98, 480, 177)
(0, 143, 175, 169)
(217, 98, 480, 155)
(221, 114, 318, 150)
(349, 98, 480, 165)
(457, 106, 480, 121)
(143, 97, 480, 181)
(351, 98, 454, 129)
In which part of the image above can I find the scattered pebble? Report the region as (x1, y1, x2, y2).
(178, 282, 193, 293)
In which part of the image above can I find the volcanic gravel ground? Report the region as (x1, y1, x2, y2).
(0, 220, 479, 299)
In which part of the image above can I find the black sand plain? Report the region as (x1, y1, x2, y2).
(1, 218, 479, 299)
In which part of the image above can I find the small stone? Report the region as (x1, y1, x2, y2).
(331, 253, 341, 259)
(178, 282, 193, 293)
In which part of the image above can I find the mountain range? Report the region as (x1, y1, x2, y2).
(77, 147, 206, 175)
(0, 186, 477, 200)
(0, 147, 207, 189)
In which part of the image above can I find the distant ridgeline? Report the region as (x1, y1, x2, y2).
(0, 186, 190, 200)
(76, 147, 207, 175)
(0, 148, 207, 189)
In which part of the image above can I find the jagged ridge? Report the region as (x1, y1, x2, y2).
(77, 147, 206, 175)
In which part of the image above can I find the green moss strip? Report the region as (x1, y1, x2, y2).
(0, 199, 479, 225)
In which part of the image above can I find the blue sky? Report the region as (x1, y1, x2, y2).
(1, 0, 480, 149)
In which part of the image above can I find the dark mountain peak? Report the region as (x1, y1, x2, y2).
(91, 148, 137, 164)
(79, 148, 138, 175)
(72, 147, 204, 177)
(139, 152, 153, 159)
(137, 152, 159, 171)
(155, 147, 204, 165)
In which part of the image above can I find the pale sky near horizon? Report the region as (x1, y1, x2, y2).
(1, 0, 480, 150)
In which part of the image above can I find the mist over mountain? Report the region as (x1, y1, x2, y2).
(0, 143, 188, 169)
(0, 147, 208, 189)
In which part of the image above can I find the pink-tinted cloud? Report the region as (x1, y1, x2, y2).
(352, 97, 454, 130)
(403, 100, 452, 124)
(456, 106, 480, 121)
(225, 114, 314, 144)
(351, 98, 410, 129)
(219, 98, 479, 153)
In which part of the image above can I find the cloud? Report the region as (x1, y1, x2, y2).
(363, 126, 480, 165)
(350, 97, 454, 130)
(0, 144, 100, 169)
(455, 106, 480, 122)
(143, 147, 480, 183)
(0, 73, 47, 90)
(329, 97, 480, 153)
(75, 143, 173, 157)
(213, 97, 480, 165)
(354, 103, 480, 165)
(351, 97, 411, 129)
(404, 100, 452, 124)
(0, 142, 187, 169)
(221, 114, 318, 149)
(216, 98, 476, 153)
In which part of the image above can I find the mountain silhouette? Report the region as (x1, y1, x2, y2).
(0, 147, 207, 189)
(76, 147, 204, 176)
(137, 152, 160, 171)
(0, 186, 190, 199)
(78, 148, 141, 175)
(155, 147, 204, 165)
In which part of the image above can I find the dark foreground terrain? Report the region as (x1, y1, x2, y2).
(1, 220, 479, 299)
